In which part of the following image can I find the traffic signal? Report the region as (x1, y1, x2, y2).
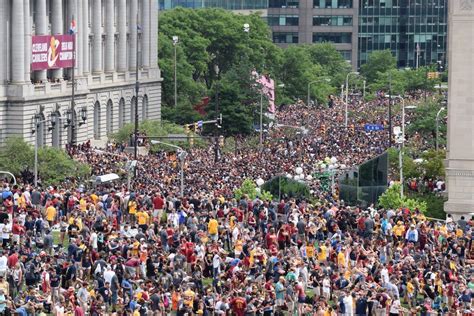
(437, 61, 444, 72)
(194, 123, 198, 133)
(184, 124, 190, 134)
(218, 135, 225, 147)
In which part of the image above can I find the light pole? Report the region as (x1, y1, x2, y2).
(32, 114, 56, 187)
(345, 72, 359, 127)
(134, 10, 140, 174)
(386, 95, 416, 198)
(436, 107, 446, 151)
(151, 140, 186, 197)
(172, 36, 179, 108)
(307, 78, 330, 107)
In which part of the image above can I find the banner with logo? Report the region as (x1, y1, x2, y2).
(31, 35, 75, 70)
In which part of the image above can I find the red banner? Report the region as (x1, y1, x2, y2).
(31, 35, 75, 71)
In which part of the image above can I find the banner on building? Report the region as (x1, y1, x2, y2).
(31, 35, 75, 71)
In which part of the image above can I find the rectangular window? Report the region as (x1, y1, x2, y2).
(313, 32, 352, 43)
(269, 0, 299, 8)
(268, 15, 299, 26)
(314, 0, 352, 8)
(273, 32, 299, 43)
(339, 50, 352, 60)
(313, 16, 353, 26)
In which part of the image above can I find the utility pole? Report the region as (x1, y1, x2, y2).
(215, 82, 220, 163)
(388, 72, 393, 147)
(134, 10, 139, 177)
(69, 16, 76, 147)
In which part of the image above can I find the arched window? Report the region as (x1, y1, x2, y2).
(51, 111, 61, 148)
(142, 94, 148, 120)
(130, 96, 136, 122)
(36, 113, 46, 147)
(94, 101, 101, 140)
(119, 98, 125, 128)
(106, 99, 113, 135)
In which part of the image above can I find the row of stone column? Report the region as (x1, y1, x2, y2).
(10, 0, 158, 84)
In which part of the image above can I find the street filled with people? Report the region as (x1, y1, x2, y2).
(0, 93, 471, 316)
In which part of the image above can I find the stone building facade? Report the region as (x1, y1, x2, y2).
(0, 0, 162, 148)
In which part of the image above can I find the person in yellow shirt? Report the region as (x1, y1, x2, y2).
(406, 278, 415, 307)
(234, 238, 243, 257)
(136, 210, 149, 231)
(90, 193, 99, 206)
(183, 288, 195, 310)
(306, 243, 315, 259)
(128, 199, 138, 224)
(45, 205, 57, 227)
(208, 218, 218, 241)
(337, 250, 346, 269)
(392, 221, 405, 241)
(318, 243, 328, 262)
(79, 198, 87, 212)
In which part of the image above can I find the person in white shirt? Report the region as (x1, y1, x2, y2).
(342, 292, 354, 316)
(90, 231, 98, 250)
(381, 264, 390, 285)
(0, 253, 7, 277)
(103, 266, 116, 285)
(212, 253, 222, 278)
(389, 297, 401, 315)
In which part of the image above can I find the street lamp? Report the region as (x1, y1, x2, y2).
(436, 107, 446, 151)
(386, 95, 416, 198)
(172, 35, 179, 108)
(32, 113, 56, 187)
(345, 71, 360, 127)
(150, 140, 187, 197)
(307, 78, 331, 107)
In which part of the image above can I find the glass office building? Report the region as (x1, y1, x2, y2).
(159, 0, 269, 10)
(358, 0, 447, 68)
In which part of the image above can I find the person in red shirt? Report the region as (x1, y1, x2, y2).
(7, 251, 18, 269)
(152, 193, 164, 222)
(265, 228, 278, 249)
(233, 207, 244, 223)
(230, 294, 247, 316)
(12, 219, 25, 245)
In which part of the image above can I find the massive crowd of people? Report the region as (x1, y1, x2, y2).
(0, 93, 470, 316)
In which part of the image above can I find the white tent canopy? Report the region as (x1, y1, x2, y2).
(95, 173, 120, 184)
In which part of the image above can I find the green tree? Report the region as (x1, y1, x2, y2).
(205, 59, 260, 137)
(0, 137, 90, 185)
(277, 45, 328, 103)
(303, 43, 351, 88)
(158, 8, 280, 113)
(361, 50, 397, 83)
(420, 150, 446, 179)
(37, 147, 91, 185)
(407, 99, 446, 146)
(0, 137, 34, 175)
(370, 69, 407, 95)
(378, 183, 427, 212)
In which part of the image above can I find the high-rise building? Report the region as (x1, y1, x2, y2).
(267, 0, 447, 69)
(268, 0, 359, 66)
(358, 0, 448, 68)
(0, 0, 162, 148)
(159, 0, 268, 10)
